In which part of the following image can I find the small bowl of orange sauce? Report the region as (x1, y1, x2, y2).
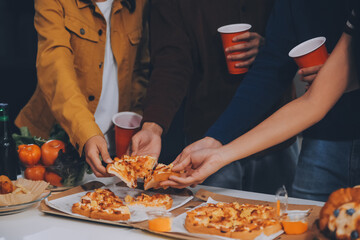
(280, 211, 309, 235)
(147, 210, 173, 232)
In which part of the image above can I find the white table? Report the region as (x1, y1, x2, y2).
(0, 175, 323, 240)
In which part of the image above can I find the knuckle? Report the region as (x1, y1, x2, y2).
(183, 148, 191, 155)
(85, 153, 92, 160)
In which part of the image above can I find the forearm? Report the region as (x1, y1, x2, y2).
(218, 33, 354, 164)
(142, 0, 193, 132)
(206, 0, 298, 144)
(131, 19, 150, 113)
(35, 0, 102, 153)
(37, 48, 102, 153)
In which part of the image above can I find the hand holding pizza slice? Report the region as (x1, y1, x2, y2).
(106, 155, 157, 188)
(106, 155, 182, 190)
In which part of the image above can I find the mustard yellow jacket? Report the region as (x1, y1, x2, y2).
(16, 0, 149, 154)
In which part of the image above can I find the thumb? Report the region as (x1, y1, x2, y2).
(99, 143, 112, 164)
(172, 155, 191, 172)
(172, 152, 183, 166)
(131, 137, 139, 156)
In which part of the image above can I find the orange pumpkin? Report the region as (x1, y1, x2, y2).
(44, 171, 63, 187)
(24, 165, 46, 181)
(18, 144, 41, 166)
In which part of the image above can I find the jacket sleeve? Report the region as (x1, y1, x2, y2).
(141, 0, 194, 132)
(130, 4, 150, 114)
(34, 0, 103, 154)
(206, 0, 299, 144)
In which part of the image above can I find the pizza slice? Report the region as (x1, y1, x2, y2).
(124, 155, 157, 179)
(143, 163, 181, 190)
(107, 157, 137, 188)
(124, 193, 173, 210)
(106, 155, 157, 188)
(72, 188, 130, 221)
(185, 202, 282, 239)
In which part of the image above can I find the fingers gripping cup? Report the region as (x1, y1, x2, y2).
(218, 23, 252, 74)
(288, 36, 328, 68)
(112, 112, 142, 157)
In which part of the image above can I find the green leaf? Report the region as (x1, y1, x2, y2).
(49, 124, 69, 143)
(12, 127, 46, 148)
(20, 126, 30, 137)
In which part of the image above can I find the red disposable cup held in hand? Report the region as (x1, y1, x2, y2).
(218, 23, 252, 75)
(112, 112, 142, 157)
(288, 36, 328, 68)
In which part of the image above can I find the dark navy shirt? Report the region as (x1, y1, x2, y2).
(206, 0, 360, 144)
(345, 2, 360, 85)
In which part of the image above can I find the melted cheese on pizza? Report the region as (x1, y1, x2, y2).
(187, 202, 279, 233)
(107, 155, 157, 188)
(74, 189, 130, 215)
(125, 193, 173, 209)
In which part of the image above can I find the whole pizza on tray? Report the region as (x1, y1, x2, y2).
(185, 202, 282, 239)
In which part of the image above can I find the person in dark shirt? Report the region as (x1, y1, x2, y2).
(130, 0, 300, 194)
(346, 2, 360, 72)
(165, 2, 360, 202)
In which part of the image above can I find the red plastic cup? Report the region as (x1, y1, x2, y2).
(288, 37, 328, 68)
(218, 23, 252, 74)
(112, 112, 142, 157)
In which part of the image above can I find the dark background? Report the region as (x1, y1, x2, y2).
(0, 0, 37, 135)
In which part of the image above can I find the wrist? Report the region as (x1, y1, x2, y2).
(142, 122, 163, 136)
(204, 136, 222, 147)
(217, 144, 237, 166)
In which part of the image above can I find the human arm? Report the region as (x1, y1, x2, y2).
(166, 32, 356, 188)
(34, 0, 108, 176)
(130, 0, 194, 157)
(172, 0, 298, 164)
(205, 0, 298, 145)
(130, 6, 150, 113)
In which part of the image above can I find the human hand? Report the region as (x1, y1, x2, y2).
(298, 65, 324, 90)
(161, 148, 225, 189)
(172, 137, 222, 171)
(129, 122, 163, 159)
(84, 135, 113, 177)
(225, 32, 265, 68)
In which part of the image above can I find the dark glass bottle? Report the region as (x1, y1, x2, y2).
(0, 103, 18, 179)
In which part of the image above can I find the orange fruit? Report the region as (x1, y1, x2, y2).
(41, 140, 66, 166)
(18, 144, 41, 166)
(24, 165, 46, 181)
(44, 171, 63, 187)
